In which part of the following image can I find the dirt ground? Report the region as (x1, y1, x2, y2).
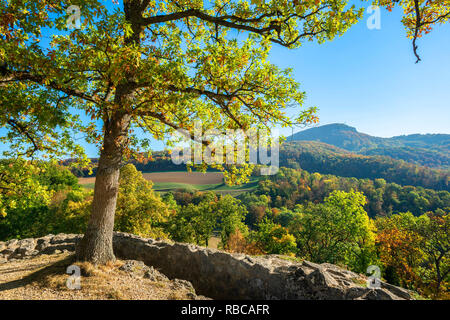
(0, 253, 200, 300)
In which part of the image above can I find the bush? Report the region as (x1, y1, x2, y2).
(252, 218, 297, 255)
(0, 160, 77, 240)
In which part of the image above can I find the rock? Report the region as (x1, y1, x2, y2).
(112, 232, 414, 300)
(171, 279, 196, 292)
(6, 239, 19, 247)
(186, 292, 197, 299)
(356, 289, 397, 300)
(118, 259, 197, 297)
(1, 247, 16, 256)
(50, 234, 80, 245)
(380, 282, 412, 300)
(1, 239, 19, 258)
(1, 238, 37, 259)
(119, 260, 147, 275)
(119, 260, 168, 282)
(143, 267, 169, 282)
(36, 238, 51, 251)
(0, 233, 415, 300)
(41, 244, 75, 254)
(15, 239, 36, 256)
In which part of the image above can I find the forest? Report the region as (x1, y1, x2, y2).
(1, 160, 448, 299)
(245, 167, 450, 218)
(280, 141, 449, 191)
(361, 146, 450, 170)
(71, 141, 450, 191)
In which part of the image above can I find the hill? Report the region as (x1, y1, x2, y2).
(290, 123, 385, 151)
(361, 146, 450, 170)
(68, 123, 450, 191)
(72, 140, 449, 191)
(247, 166, 450, 217)
(290, 123, 450, 169)
(279, 141, 449, 191)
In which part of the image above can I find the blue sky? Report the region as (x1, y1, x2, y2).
(271, 6, 450, 139)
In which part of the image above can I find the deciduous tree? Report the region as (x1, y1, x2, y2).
(1, 0, 362, 263)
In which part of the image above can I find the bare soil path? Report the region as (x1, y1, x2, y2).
(0, 253, 202, 300)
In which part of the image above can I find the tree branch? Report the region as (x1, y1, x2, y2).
(141, 9, 286, 44)
(0, 70, 99, 104)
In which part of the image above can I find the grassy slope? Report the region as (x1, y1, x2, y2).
(80, 173, 262, 196)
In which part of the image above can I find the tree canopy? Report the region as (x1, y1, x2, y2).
(0, 0, 360, 165)
(0, 0, 364, 263)
(1, 0, 448, 263)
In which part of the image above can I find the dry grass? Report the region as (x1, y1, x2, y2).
(143, 172, 223, 184)
(0, 253, 201, 300)
(78, 171, 224, 186)
(207, 236, 221, 249)
(77, 177, 96, 185)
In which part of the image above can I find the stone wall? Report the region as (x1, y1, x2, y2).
(0, 233, 413, 300)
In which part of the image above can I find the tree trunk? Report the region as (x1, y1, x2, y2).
(76, 112, 131, 264)
(76, 1, 141, 264)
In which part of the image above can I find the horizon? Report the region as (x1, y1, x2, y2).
(292, 122, 450, 139)
(62, 121, 450, 161)
(273, 5, 450, 140)
(118, 4, 450, 154)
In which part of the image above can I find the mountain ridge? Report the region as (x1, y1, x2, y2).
(292, 123, 449, 140)
(290, 123, 450, 169)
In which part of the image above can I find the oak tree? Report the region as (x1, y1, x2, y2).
(1, 0, 364, 263)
